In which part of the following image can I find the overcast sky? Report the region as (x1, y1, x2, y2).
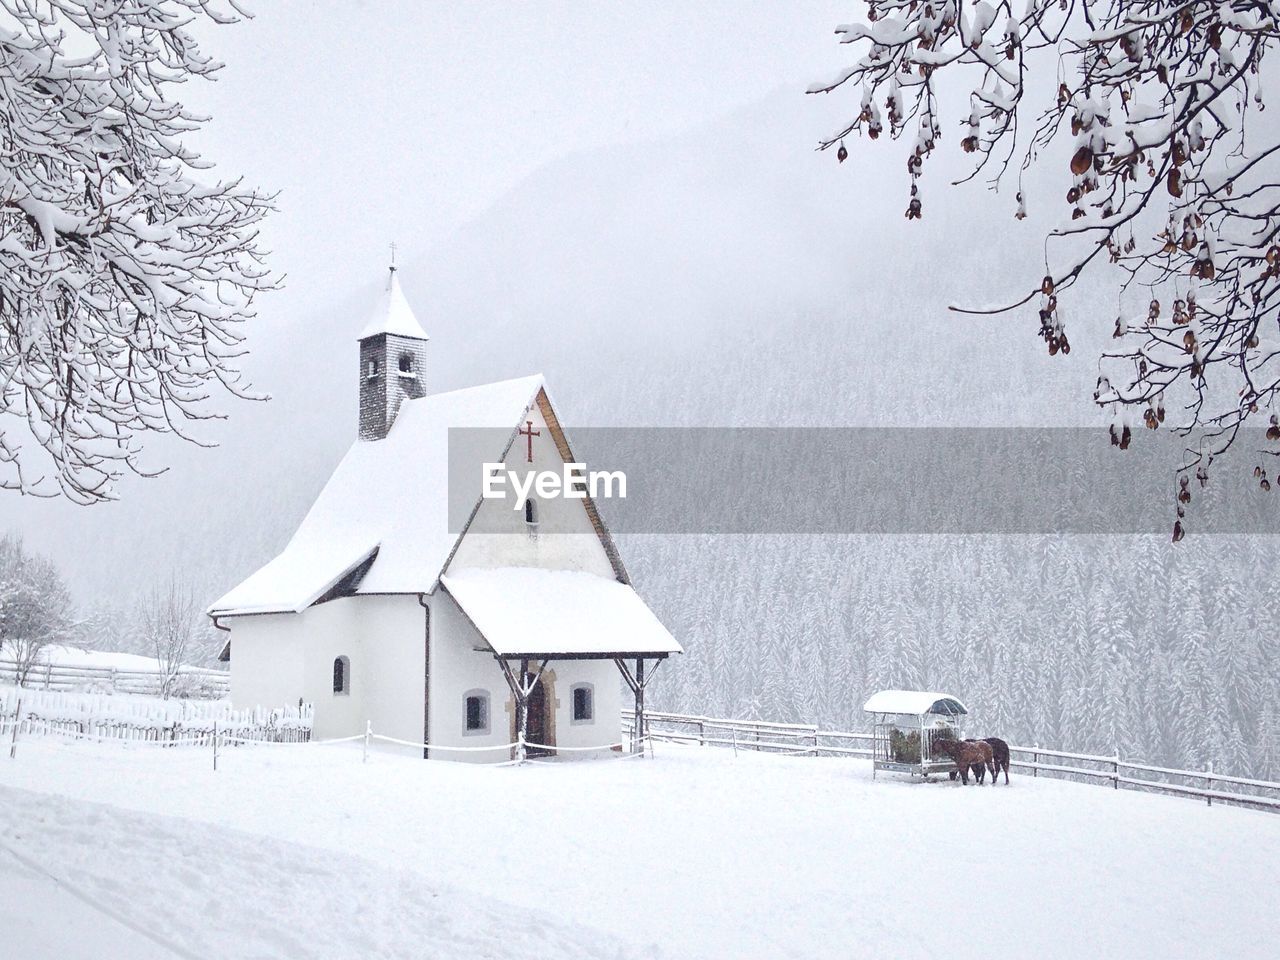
(183, 1, 850, 347)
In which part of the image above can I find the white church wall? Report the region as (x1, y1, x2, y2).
(448, 404, 616, 578)
(228, 595, 426, 744)
(297, 598, 367, 741)
(545, 658, 623, 755)
(227, 613, 306, 713)
(357, 594, 426, 746)
(428, 590, 515, 763)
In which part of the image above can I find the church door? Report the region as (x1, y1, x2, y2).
(525, 674, 550, 756)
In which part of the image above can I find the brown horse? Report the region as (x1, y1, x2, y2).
(934, 738, 994, 785)
(983, 737, 1011, 785)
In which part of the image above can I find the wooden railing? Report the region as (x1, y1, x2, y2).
(0, 658, 229, 699)
(625, 709, 1280, 813)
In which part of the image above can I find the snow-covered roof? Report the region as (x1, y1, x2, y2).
(862, 690, 968, 716)
(441, 567, 682, 658)
(209, 374, 546, 616)
(358, 271, 429, 341)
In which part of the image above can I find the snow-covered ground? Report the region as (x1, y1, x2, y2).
(25, 645, 177, 672)
(3, 738, 1278, 959)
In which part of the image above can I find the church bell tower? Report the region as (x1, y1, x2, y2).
(358, 262, 430, 441)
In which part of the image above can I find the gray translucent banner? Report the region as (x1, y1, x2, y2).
(448, 428, 1280, 534)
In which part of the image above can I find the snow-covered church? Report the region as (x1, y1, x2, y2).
(209, 268, 680, 760)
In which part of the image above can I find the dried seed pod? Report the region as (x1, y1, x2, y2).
(1167, 168, 1183, 197)
(837, 142, 848, 163)
(1071, 146, 1094, 175)
(1172, 520, 1185, 543)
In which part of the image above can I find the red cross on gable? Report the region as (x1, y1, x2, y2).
(518, 420, 541, 463)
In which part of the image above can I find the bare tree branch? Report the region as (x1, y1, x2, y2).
(0, 0, 277, 504)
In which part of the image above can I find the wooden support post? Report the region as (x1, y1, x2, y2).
(1206, 762, 1213, 806)
(1112, 751, 1119, 790)
(1033, 746, 1039, 778)
(613, 656, 664, 756)
(496, 656, 550, 764)
(518, 657, 530, 762)
(634, 658, 645, 757)
(8, 698, 20, 760)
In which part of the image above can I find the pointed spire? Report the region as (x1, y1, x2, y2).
(358, 252, 429, 341)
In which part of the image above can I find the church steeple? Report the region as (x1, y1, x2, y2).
(358, 259, 429, 441)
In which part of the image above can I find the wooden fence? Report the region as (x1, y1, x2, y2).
(0, 686, 310, 756)
(625, 709, 1280, 813)
(0, 657, 229, 699)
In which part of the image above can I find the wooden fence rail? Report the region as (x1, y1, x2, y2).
(625, 709, 1280, 813)
(0, 658, 229, 699)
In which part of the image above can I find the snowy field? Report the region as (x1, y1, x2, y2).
(2, 739, 1279, 960)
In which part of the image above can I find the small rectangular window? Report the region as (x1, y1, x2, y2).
(572, 685, 593, 723)
(465, 694, 488, 733)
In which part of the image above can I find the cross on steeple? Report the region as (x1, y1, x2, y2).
(389, 241, 397, 273)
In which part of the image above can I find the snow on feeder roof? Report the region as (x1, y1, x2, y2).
(862, 690, 968, 717)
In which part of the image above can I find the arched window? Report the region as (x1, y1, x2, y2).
(398, 352, 414, 375)
(463, 689, 490, 735)
(333, 656, 350, 695)
(571, 683, 594, 724)
(524, 497, 538, 531)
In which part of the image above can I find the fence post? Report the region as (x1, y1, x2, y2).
(8, 698, 21, 760)
(1113, 751, 1119, 790)
(1206, 762, 1213, 807)
(212, 721, 219, 771)
(731, 726, 738, 758)
(363, 720, 371, 764)
(1033, 745, 1039, 778)
(698, 719, 706, 746)
(43, 661, 52, 690)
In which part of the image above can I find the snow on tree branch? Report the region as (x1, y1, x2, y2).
(810, 1, 1280, 534)
(0, 0, 275, 504)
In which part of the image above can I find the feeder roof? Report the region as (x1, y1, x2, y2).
(863, 690, 968, 717)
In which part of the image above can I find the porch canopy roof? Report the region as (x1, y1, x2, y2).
(440, 566, 682, 660)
